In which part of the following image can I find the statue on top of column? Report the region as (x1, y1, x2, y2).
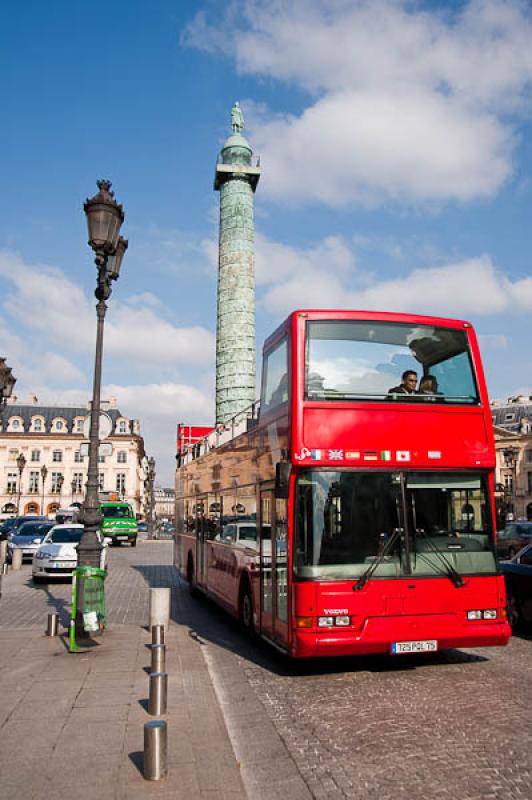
(231, 101, 244, 133)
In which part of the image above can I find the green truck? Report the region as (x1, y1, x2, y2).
(99, 501, 138, 547)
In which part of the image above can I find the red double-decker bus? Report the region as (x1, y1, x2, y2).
(175, 310, 511, 658)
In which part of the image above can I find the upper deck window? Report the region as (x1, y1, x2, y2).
(261, 338, 288, 413)
(305, 320, 479, 404)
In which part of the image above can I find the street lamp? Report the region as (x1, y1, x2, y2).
(16, 452, 26, 515)
(40, 465, 48, 517)
(0, 358, 16, 408)
(146, 456, 156, 539)
(77, 180, 127, 620)
(57, 473, 64, 505)
(502, 447, 519, 520)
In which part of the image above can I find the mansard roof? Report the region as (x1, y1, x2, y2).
(0, 403, 127, 434)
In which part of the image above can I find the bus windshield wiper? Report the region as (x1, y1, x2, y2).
(414, 528, 465, 588)
(353, 528, 402, 591)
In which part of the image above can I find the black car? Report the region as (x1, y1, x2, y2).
(496, 521, 532, 559)
(501, 542, 532, 629)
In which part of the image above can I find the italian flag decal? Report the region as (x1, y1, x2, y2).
(381, 450, 392, 461)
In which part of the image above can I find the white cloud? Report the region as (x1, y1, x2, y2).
(184, 0, 532, 205)
(0, 250, 215, 370)
(251, 233, 532, 318)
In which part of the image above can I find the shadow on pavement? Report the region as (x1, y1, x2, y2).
(131, 563, 489, 679)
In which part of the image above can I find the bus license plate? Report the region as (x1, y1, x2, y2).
(391, 640, 437, 654)
(116, 536, 128, 540)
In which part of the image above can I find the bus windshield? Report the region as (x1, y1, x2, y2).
(294, 470, 496, 579)
(305, 320, 479, 403)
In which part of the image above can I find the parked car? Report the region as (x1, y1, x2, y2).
(7, 520, 55, 562)
(1, 515, 47, 540)
(137, 521, 148, 533)
(500, 542, 532, 629)
(32, 524, 108, 583)
(496, 521, 532, 559)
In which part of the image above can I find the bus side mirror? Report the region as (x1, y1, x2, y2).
(275, 462, 291, 499)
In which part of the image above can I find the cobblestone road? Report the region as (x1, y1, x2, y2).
(1, 541, 531, 800)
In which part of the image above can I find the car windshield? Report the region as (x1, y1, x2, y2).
(305, 320, 479, 404)
(102, 505, 133, 519)
(48, 528, 83, 544)
(295, 469, 496, 579)
(15, 524, 52, 538)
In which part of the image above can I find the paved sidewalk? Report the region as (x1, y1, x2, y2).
(0, 545, 248, 800)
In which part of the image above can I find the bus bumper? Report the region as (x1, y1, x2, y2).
(291, 616, 511, 658)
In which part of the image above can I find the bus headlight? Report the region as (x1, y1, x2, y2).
(467, 610, 482, 620)
(482, 609, 497, 619)
(317, 616, 335, 627)
(335, 616, 350, 626)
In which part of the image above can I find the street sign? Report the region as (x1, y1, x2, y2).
(82, 412, 113, 441)
(79, 442, 113, 457)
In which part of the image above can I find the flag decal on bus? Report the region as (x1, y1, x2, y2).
(381, 450, 391, 461)
(346, 451, 361, 460)
(396, 451, 411, 461)
(363, 450, 378, 460)
(328, 449, 344, 460)
(311, 449, 322, 459)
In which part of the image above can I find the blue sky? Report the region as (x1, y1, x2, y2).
(1, 0, 532, 483)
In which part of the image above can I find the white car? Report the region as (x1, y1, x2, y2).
(32, 524, 108, 583)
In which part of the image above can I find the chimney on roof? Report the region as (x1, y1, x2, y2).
(109, 396, 117, 408)
(28, 393, 38, 404)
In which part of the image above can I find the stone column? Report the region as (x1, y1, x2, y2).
(214, 103, 261, 425)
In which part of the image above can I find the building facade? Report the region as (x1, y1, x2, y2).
(491, 396, 532, 524)
(154, 487, 175, 522)
(0, 397, 147, 520)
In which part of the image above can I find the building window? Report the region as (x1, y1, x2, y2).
(73, 472, 84, 492)
(98, 454, 106, 463)
(33, 419, 43, 431)
(526, 451, 532, 464)
(74, 450, 83, 463)
(51, 473, 63, 493)
(505, 413, 515, 421)
(75, 419, 84, 433)
(6, 473, 17, 494)
(52, 450, 62, 463)
(98, 473, 105, 491)
(12, 419, 20, 429)
(117, 451, 127, 463)
(8, 449, 18, 461)
(504, 473, 514, 492)
(29, 471, 39, 493)
(116, 473, 126, 494)
(118, 420, 127, 433)
(31, 450, 40, 462)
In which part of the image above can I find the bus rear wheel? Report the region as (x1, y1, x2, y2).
(240, 583, 255, 636)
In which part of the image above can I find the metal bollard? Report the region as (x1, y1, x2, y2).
(46, 613, 58, 637)
(148, 588, 170, 632)
(144, 720, 167, 780)
(151, 643, 166, 674)
(11, 549, 23, 571)
(148, 671, 168, 716)
(0, 539, 7, 565)
(151, 624, 165, 646)
(1, 562, 8, 575)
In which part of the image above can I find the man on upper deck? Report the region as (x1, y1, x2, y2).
(388, 370, 418, 395)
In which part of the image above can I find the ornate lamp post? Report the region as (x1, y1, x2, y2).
(145, 457, 156, 540)
(40, 465, 48, 517)
(0, 358, 16, 408)
(57, 474, 64, 506)
(77, 179, 127, 575)
(503, 447, 519, 520)
(16, 453, 26, 515)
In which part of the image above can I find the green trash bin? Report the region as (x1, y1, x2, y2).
(69, 566, 107, 652)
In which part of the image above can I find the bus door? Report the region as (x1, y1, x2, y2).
(195, 498, 208, 586)
(259, 489, 289, 646)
